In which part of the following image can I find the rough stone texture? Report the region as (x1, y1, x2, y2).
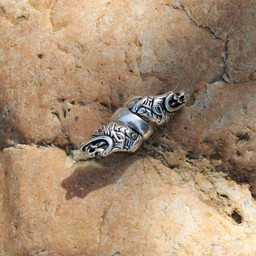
(0, 0, 226, 148)
(1, 0, 256, 255)
(150, 81, 256, 191)
(0, 146, 256, 256)
(0, 158, 4, 255)
(173, 0, 256, 83)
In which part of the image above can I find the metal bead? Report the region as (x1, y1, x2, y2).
(80, 122, 143, 158)
(80, 91, 186, 159)
(112, 108, 153, 140)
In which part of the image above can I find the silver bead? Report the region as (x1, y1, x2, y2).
(127, 91, 186, 125)
(80, 91, 186, 159)
(80, 122, 143, 158)
(112, 108, 153, 140)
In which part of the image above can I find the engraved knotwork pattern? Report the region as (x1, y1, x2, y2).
(81, 91, 186, 158)
(81, 122, 142, 158)
(130, 96, 170, 124)
(129, 91, 186, 125)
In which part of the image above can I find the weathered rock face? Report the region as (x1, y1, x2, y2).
(1, 146, 256, 256)
(0, 0, 226, 148)
(0, 0, 256, 255)
(174, 0, 256, 83)
(153, 81, 256, 187)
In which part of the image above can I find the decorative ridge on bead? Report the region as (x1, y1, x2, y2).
(80, 91, 186, 159)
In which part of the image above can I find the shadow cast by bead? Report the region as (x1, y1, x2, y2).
(61, 154, 140, 199)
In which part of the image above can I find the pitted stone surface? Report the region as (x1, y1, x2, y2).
(0, 146, 256, 255)
(1, 0, 256, 255)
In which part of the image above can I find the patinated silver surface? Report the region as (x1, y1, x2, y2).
(80, 91, 186, 159)
(80, 122, 143, 158)
(112, 108, 153, 140)
(127, 91, 186, 125)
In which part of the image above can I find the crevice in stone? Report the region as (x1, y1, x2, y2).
(171, 4, 233, 85)
(222, 39, 231, 83)
(98, 101, 116, 113)
(16, 14, 29, 21)
(50, 111, 61, 122)
(0, 105, 14, 124)
(74, 41, 86, 54)
(0, 5, 6, 15)
(1, 142, 77, 158)
(230, 210, 242, 224)
(0, 4, 29, 25)
(218, 161, 256, 200)
(124, 52, 133, 73)
(133, 35, 144, 81)
(37, 53, 43, 59)
(95, 1, 111, 31)
(249, 185, 256, 200)
(172, 4, 224, 41)
(186, 150, 203, 161)
(32, 248, 47, 255)
(99, 203, 112, 245)
(236, 132, 250, 142)
(139, 71, 170, 83)
(141, 142, 168, 167)
(144, 139, 255, 201)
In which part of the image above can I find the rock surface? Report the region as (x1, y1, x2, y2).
(0, 146, 256, 256)
(153, 81, 256, 193)
(0, 0, 256, 255)
(0, 0, 226, 148)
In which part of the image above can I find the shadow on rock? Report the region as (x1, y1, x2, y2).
(61, 153, 140, 199)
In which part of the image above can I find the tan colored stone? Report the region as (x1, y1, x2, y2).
(139, 81, 256, 195)
(0, 0, 225, 148)
(0, 158, 4, 255)
(0, 146, 256, 256)
(158, 81, 256, 181)
(1, 0, 256, 255)
(174, 0, 256, 83)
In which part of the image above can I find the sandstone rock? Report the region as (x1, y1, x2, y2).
(0, 0, 225, 149)
(0, 159, 4, 255)
(1, 0, 256, 255)
(0, 146, 256, 256)
(173, 0, 256, 83)
(147, 81, 256, 183)
(133, 81, 256, 198)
